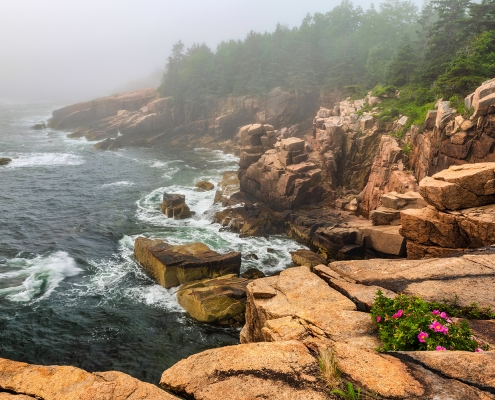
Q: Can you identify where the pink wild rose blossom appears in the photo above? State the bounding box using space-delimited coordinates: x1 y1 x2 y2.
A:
429 320 448 334
376 316 381 323
392 309 403 319
436 346 446 351
417 332 428 343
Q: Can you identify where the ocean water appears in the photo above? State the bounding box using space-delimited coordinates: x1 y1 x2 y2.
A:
0 101 303 383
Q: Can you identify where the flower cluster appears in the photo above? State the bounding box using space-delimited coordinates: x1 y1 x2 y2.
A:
371 291 490 352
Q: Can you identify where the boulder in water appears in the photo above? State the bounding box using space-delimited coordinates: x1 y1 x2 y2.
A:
177 274 251 325
0 158 12 166
195 181 214 191
160 192 192 219
134 237 241 288
31 122 47 130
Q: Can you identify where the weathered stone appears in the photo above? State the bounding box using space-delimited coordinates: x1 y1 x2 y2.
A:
290 249 327 268
240 268 265 279
332 343 424 399
472 78 495 117
436 100 457 130
133 237 241 288
195 181 214 191
327 253 495 309
160 193 191 219
0 357 178 400
406 241 465 260
177 274 250 325
392 351 495 393
424 110 437 129
357 225 406 256
241 266 374 344
314 264 396 312
0 158 12 166
280 137 305 152
360 116 374 130
370 206 401 226
419 163 495 211
160 341 328 400
451 131 468 144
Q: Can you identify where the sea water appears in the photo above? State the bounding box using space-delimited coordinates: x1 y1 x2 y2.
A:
0 101 303 383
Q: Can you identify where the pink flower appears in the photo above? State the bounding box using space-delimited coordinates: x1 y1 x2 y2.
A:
432 310 441 315
436 346 446 351
440 312 448 319
376 316 381 323
392 309 403 319
417 332 428 343
429 321 448 334
475 348 484 353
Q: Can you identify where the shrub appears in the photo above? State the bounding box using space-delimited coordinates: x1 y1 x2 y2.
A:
371 291 489 352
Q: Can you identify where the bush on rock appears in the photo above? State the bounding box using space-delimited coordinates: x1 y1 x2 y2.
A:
371 291 489 352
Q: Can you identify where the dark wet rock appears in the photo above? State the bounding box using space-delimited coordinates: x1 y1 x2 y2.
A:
241 268 265 279
0 158 12 166
160 192 192 219
31 122 47 130
290 249 327 268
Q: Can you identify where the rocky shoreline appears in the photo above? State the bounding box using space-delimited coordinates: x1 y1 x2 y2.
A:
2 79 495 399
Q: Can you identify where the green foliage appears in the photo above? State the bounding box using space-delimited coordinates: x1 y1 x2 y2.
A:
372 85 397 98
429 296 495 320
402 143 413 155
436 30 495 97
371 291 490 352
331 382 361 400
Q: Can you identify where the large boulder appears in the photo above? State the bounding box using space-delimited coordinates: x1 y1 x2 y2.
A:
133 237 241 288
419 163 495 211
160 341 328 400
0 357 178 400
472 77 495 118
177 274 251 325
401 204 495 251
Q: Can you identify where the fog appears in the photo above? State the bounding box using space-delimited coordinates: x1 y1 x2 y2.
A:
0 0 423 102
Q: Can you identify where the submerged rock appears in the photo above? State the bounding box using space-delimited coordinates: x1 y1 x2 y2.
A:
133 237 241 289
0 357 178 399
177 274 251 325
0 158 12 166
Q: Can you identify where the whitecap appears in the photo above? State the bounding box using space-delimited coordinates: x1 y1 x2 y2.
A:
5 152 84 168
101 181 135 188
0 251 82 302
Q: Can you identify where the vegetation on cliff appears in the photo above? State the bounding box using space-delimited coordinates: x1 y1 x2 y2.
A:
159 0 495 108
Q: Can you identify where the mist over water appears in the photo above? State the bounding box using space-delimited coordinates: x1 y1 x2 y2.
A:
0 102 302 382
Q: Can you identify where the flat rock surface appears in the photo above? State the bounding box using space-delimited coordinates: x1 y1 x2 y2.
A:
134 237 241 288
0 357 178 400
393 351 495 393
327 254 495 309
160 341 328 400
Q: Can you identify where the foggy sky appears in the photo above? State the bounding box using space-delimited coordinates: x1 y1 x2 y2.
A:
0 0 424 103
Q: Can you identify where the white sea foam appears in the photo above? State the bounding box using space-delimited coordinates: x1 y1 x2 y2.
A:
0 251 82 302
5 152 84 168
101 181 135 188
81 235 184 312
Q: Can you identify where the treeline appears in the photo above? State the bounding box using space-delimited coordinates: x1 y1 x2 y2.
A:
159 0 495 105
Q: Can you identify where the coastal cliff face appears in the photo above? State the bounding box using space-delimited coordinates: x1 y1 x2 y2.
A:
49 87 318 151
